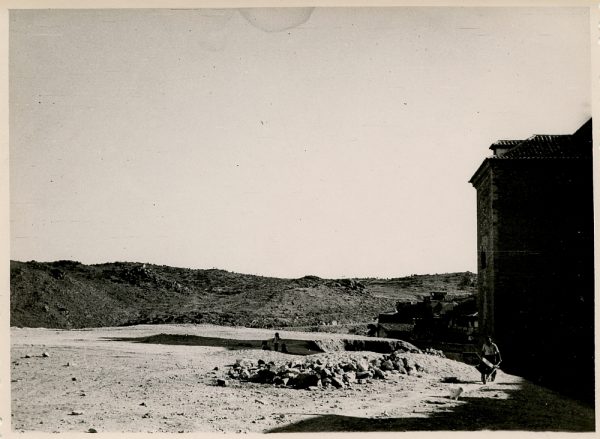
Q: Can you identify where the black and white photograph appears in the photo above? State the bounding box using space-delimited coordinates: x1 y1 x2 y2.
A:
5 3 596 434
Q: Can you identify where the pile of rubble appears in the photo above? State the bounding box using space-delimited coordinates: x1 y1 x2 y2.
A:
423 347 446 358
225 351 430 390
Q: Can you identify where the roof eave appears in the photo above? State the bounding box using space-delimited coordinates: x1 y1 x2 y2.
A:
468 158 491 187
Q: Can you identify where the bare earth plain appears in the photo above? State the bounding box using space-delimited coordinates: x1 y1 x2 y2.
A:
10 324 595 433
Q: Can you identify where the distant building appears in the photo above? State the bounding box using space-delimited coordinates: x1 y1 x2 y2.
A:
376 293 477 342
469 119 594 402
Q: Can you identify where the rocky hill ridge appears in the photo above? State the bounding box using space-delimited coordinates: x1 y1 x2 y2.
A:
10 260 476 330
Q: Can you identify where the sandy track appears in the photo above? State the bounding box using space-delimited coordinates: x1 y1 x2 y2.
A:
10 324 595 433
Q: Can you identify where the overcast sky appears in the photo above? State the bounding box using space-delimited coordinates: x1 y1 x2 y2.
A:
9 7 591 278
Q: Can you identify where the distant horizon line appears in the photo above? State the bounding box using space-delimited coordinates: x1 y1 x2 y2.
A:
10 258 477 281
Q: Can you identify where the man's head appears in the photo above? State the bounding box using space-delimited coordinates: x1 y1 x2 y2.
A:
487 336 493 343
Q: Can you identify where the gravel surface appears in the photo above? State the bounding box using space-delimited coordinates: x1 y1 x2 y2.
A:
10 324 595 433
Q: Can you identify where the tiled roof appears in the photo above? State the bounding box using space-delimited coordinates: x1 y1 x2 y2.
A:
489 139 522 150
470 119 592 184
494 134 591 159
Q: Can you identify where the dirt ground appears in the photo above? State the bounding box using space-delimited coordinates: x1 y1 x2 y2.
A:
10 324 595 433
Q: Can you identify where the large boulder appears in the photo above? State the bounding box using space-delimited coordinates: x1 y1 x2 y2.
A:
343 371 356 383
356 359 369 372
380 360 394 371
372 367 386 379
254 369 277 384
356 370 372 380
330 376 344 388
294 373 320 389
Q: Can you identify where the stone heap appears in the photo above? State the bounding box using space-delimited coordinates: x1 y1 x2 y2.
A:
225 351 428 390
423 348 446 358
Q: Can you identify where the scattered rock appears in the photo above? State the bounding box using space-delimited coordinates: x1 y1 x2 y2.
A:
216 379 228 387
87 428 97 433
235 358 253 368
69 411 84 416
343 371 356 383
393 341 422 354
380 360 394 371
294 373 320 389
356 359 369 372
330 376 344 388
255 369 277 384
424 347 446 358
372 367 386 380
356 370 372 380
272 376 285 386
42 352 50 358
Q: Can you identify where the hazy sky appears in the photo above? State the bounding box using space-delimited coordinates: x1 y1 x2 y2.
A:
9 7 591 278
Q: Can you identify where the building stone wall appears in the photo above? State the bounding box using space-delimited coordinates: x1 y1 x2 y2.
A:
470 121 594 403
473 166 495 337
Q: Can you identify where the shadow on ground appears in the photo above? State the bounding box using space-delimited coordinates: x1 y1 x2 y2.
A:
104 333 322 355
267 381 595 433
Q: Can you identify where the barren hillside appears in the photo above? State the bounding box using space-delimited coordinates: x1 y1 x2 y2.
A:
10 260 476 330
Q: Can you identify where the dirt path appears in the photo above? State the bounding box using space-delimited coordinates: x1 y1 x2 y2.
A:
10 325 595 433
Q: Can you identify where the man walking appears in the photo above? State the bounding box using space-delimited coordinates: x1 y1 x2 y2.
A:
481 336 502 383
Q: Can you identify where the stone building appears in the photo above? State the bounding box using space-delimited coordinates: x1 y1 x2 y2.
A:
469 119 594 403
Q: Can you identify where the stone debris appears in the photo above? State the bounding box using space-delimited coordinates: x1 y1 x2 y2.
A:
69 410 84 416
423 348 446 358
42 352 50 358
87 428 98 433
225 350 432 390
